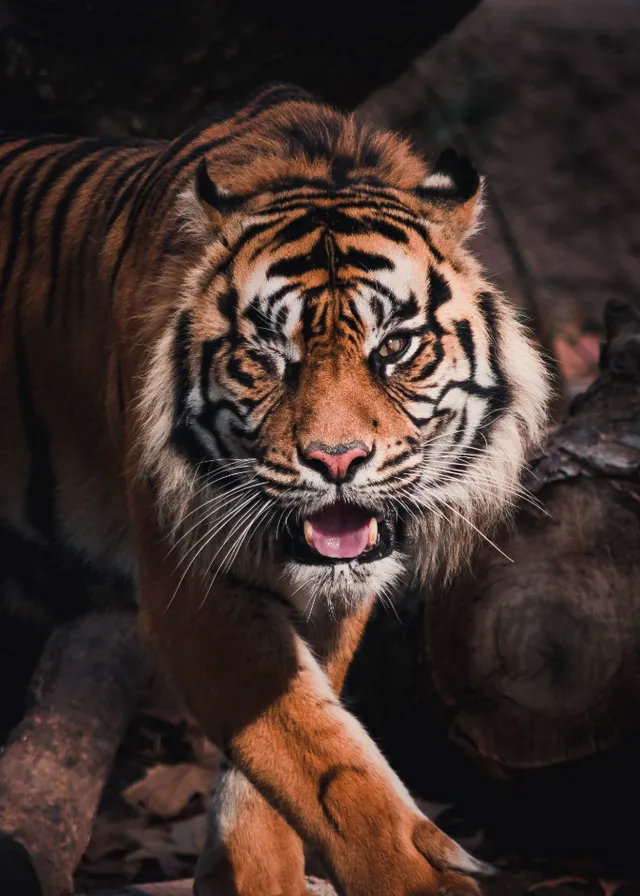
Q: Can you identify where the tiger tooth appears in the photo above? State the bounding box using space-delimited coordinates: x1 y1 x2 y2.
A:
367 517 378 549
303 520 313 546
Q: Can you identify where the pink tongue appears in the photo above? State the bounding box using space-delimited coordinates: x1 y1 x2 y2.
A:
307 504 372 559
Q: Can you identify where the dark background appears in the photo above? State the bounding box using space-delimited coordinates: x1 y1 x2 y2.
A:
1 2 639 894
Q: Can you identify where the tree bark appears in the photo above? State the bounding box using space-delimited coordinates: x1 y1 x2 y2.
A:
0 0 480 138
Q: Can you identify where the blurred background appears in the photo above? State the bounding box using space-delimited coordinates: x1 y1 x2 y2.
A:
1 2 639 894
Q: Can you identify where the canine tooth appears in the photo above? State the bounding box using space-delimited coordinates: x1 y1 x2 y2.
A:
367 517 378 549
303 520 313 546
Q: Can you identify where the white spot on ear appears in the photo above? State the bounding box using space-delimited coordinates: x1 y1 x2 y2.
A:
421 171 456 191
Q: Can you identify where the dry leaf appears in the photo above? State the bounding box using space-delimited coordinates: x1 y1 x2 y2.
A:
414 798 452 822
81 816 152 864
598 883 630 896
529 877 593 891
170 814 208 855
123 763 214 817
529 877 630 896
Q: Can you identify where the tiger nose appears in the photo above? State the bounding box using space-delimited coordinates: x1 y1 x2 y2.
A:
300 442 371 483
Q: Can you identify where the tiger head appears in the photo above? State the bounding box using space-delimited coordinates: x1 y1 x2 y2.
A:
140 97 550 613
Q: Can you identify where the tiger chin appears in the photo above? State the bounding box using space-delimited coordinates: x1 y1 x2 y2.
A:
0 84 549 896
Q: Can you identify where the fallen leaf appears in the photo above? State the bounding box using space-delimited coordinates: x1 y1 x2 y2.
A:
414 798 452 822
528 875 590 891
529 877 631 896
599 882 631 896
81 816 152 864
123 762 214 817
170 814 208 855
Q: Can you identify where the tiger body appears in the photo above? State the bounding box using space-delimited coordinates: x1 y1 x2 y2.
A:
0 86 548 895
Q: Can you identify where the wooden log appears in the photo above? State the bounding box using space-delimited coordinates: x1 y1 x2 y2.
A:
426 298 640 772
0 612 150 896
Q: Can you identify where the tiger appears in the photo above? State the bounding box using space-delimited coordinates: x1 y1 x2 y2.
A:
0 84 549 896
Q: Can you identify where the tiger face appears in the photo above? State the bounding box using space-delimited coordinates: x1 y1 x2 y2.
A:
141 135 549 613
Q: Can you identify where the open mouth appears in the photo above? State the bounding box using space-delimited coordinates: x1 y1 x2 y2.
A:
284 502 398 565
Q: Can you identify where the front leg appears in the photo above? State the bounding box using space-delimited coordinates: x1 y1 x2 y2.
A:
195 755 306 896
194 601 374 896
134 514 483 896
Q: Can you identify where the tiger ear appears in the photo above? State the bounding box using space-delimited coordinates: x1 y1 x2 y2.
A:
176 158 242 244
194 159 241 216
416 148 483 242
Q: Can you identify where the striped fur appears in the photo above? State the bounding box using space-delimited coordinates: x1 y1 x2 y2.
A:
0 85 549 895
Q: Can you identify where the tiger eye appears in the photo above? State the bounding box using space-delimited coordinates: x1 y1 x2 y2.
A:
378 335 409 360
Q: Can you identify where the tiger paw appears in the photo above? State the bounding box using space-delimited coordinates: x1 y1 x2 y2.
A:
405 817 491 896
334 815 492 896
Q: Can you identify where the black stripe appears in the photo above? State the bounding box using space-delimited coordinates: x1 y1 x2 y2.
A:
245 302 286 344
0 137 71 222
170 310 221 467
19 142 111 303
359 215 408 243
107 157 153 227
455 319 476 377
272 210 322 248
246 348 278 378
260 458 298 476
266 283 298 313
436 377 510 411
45 153 110 324
75 156 125 313
196 398 247 460
379 449 415 472
452 406 468 446
391 292 420 324
413 340 444 380
236 217 290 262
227 355 255 388
172 310 193 424
370 294 385 327
317 766 368 836
200 337 224 400
268 234 329 279
0 153 53 310
428 267 452 311
477 291 511 414
344 299 364 337
255 193 415 219
354 275 396 303
336 247 394 273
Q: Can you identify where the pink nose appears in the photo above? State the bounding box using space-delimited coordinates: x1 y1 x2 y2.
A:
302 443 370 482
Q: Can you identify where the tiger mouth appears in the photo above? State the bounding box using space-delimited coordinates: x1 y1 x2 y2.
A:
284 502 398 565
